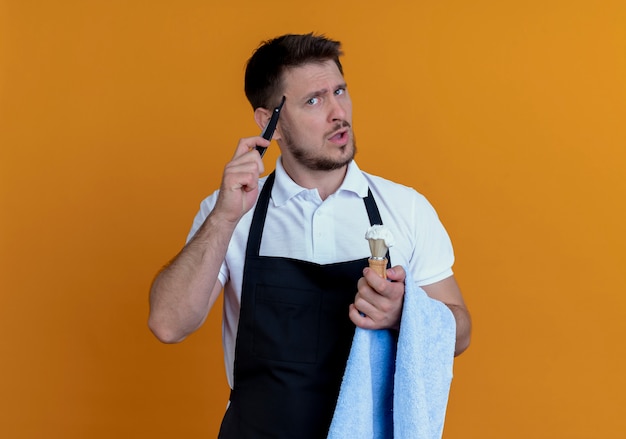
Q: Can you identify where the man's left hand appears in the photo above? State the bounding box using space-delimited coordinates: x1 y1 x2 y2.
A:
349 265 406 330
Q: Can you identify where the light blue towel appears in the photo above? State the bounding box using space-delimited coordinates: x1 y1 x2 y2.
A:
327 271 456 439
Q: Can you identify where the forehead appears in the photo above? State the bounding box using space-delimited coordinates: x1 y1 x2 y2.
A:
281 60 344 96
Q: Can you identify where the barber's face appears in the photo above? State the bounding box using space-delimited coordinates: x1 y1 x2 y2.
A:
276 60 355 171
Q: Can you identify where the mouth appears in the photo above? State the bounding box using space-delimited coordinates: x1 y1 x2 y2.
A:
327 128 350 145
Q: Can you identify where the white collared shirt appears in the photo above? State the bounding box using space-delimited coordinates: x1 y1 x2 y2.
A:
187 158 454 388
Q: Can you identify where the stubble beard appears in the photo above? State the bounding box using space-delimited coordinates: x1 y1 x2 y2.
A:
282 121 357 171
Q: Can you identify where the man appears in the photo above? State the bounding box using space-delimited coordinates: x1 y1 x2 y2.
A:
149 33 471 438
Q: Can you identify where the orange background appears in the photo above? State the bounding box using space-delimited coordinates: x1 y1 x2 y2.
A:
1 1 625 438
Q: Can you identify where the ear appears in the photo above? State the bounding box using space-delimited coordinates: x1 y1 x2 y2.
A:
254 107 271 131
254 107 284 141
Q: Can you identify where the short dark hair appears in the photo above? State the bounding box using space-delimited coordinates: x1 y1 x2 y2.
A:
244 33 344 110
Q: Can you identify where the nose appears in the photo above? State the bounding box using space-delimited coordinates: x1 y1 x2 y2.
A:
328 95 348 122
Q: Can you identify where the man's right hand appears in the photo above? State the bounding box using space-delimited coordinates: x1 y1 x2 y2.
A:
212 136 270 224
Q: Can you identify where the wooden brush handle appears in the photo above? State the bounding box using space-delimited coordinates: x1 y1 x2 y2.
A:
368 258 387 279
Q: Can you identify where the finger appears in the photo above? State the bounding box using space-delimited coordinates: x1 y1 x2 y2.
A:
362 267 390 297
362 266 406 301
353 291 375 316
223 148 265 190
355 277 376 309
233 136 270 159
348 304 376 329
222 164 261 193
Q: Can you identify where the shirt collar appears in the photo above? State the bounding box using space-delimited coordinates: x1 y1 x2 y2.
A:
271 158 369 206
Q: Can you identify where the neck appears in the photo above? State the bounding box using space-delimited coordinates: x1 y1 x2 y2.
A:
280 158 349 200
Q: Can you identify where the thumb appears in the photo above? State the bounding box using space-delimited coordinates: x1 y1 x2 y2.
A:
386 265 406 283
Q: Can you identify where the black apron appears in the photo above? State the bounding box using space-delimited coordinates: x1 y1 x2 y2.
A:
218 171 390 439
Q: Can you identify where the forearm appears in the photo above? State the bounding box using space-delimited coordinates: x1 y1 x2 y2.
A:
446 303 471 356
148 137 265 342
148 213 235 343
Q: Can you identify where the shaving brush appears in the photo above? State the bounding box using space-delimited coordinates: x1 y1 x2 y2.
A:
365 225 394 279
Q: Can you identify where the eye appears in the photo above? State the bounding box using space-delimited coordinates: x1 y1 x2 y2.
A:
334 87 345 96
306 97 320 105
